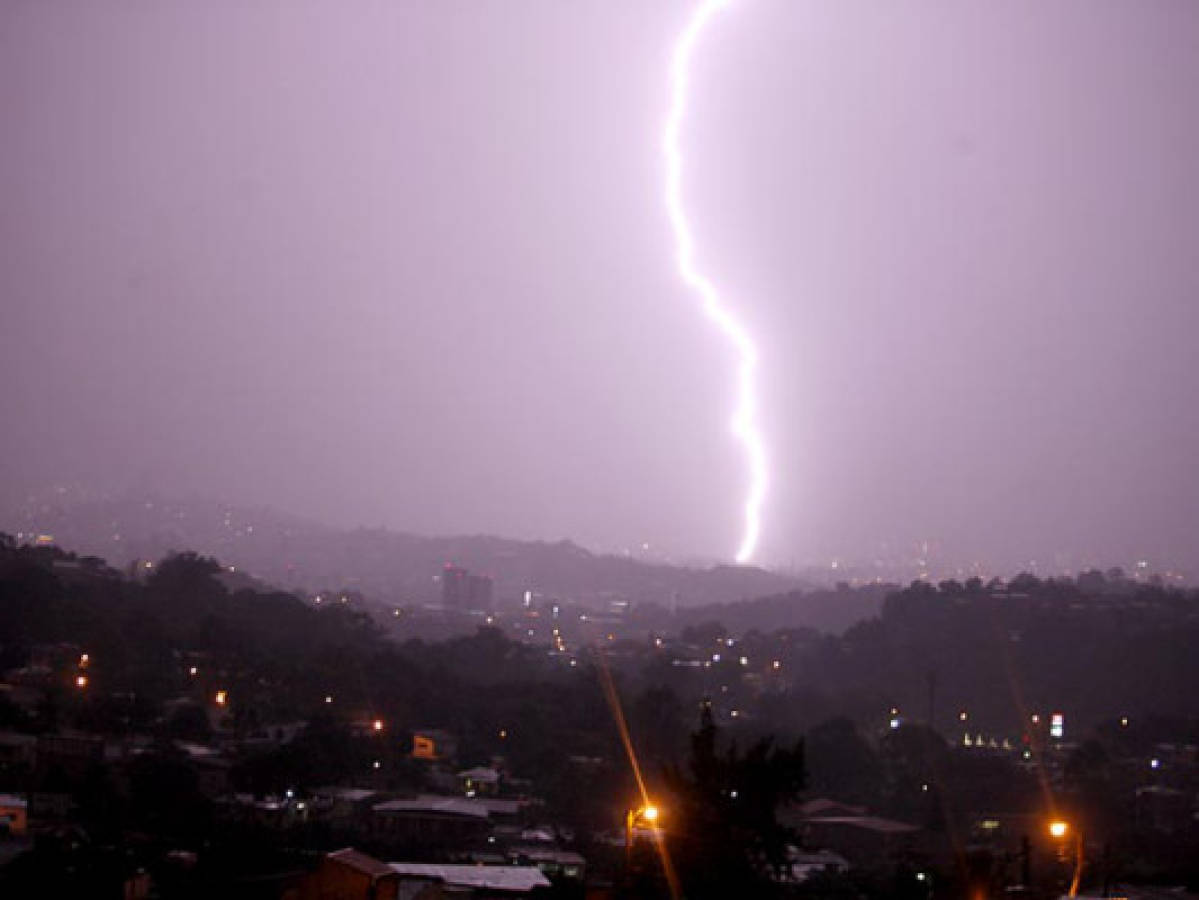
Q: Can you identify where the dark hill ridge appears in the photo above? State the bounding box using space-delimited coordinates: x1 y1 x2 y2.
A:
2 490 808 609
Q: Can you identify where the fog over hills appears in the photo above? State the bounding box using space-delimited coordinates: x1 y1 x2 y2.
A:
0 488 808 609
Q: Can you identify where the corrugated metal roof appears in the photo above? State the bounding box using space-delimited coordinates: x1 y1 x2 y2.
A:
390 863 550 891
373 797 491 819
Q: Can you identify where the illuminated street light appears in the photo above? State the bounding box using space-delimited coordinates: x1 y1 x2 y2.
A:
625 803 662 866
214 690 228 706
1047 820 1083 897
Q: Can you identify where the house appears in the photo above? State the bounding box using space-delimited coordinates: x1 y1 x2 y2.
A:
412 729 457 762
0 794 27 836
458 766 501 797
299 848 399 900
800 816 923 868
778 797 867 828
505 846 586 881
372 797 493 847
312 787 382 826
389 863 550 898
778 797 930 868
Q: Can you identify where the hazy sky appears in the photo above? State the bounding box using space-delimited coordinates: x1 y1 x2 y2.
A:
3 1 1197 569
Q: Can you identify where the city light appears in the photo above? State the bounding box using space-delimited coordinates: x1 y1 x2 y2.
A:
664 0 766 564
214 690 227 706
1049 821 1069 838
1051 712 1065 739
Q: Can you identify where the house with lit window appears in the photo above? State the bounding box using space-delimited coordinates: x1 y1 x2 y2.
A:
411 728 457 762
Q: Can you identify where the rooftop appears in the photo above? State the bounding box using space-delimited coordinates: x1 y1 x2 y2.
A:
374 796 491 820
327 848 395 880
389 863 550 892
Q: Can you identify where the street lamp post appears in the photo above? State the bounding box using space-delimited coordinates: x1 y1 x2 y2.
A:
625 804 660 869
1048 820 1083 898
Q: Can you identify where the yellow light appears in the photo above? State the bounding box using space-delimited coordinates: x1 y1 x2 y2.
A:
373 719 384 732
642 805 659 823
1048 821 1069 838
215 690 227 706
80 653 90 666
75 675 88 688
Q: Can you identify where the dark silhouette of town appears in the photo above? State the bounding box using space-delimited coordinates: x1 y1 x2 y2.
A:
1 531 1198 898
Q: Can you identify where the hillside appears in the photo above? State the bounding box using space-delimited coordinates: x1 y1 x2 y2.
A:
1 489 807 609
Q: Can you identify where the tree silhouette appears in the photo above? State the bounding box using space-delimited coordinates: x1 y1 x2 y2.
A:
665 705 805 897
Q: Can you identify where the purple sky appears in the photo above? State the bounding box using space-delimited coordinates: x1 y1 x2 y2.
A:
2 1 1197 570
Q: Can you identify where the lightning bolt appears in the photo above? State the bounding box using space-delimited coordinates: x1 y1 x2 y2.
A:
664 0 766 564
